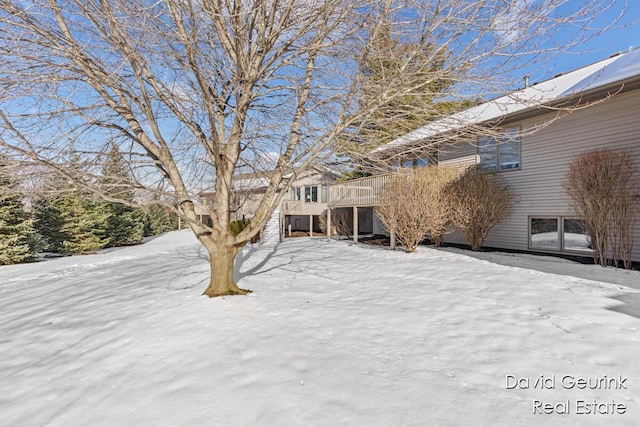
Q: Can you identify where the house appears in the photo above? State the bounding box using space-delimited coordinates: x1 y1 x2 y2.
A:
280 166 341 237
194 166 340 240
328 48 640 261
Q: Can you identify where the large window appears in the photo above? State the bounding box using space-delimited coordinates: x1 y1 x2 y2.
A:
529 217 591 253
478 128 520 171
290 185 328 203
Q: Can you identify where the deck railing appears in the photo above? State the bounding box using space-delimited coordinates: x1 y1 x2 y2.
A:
282 199 303 213
328 173 395 207
281 199 328 215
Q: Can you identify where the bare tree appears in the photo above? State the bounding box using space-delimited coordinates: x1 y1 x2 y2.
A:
565 149 639 268
0 0 620 296
447 168 512 251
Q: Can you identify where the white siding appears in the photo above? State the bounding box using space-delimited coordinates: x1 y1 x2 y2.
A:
442 89 640 261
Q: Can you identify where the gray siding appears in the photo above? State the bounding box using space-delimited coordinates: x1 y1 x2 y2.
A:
442 89 640 261
438 141 477 167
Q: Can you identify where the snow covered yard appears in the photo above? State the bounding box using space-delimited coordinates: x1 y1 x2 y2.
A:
1 231 640 426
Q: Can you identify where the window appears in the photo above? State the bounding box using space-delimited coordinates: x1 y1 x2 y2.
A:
321 185 328 203
290 187 301 201
401 157 431 169
401 160 414 169
530 218 559 250
478 128 520 171
529 216 592 253
562 218 590 252
304 185 318 203
416 157 429 168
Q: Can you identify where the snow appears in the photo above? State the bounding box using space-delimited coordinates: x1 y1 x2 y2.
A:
1 231 640 426
375 47 640 153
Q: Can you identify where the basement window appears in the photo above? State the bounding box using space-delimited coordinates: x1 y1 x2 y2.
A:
529 217 591 253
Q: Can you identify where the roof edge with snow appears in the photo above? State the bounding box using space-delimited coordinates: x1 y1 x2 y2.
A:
372 48 640 157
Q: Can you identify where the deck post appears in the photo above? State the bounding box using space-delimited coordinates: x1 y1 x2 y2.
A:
309 215 313 237
288 223 292 237
353 206 358 243
390 230 396 250
326 208 331 242
280 215 284 241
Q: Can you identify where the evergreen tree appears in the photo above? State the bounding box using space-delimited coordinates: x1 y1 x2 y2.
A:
58 192 110 255
32 195 67 252
146 202 178 236
339 25 475 156
32 153 111 255
0 158 41 264
100 145 145 246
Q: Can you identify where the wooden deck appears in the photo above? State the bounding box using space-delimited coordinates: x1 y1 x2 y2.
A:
328 173 394 208
281 200 328 215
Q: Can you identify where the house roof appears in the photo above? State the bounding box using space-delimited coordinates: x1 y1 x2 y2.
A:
373 47 640 156
198 164 342 196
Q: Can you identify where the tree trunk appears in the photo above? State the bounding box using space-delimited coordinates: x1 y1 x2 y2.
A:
201 242 250 297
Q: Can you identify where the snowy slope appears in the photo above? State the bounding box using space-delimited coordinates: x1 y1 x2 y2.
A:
1 231 639 426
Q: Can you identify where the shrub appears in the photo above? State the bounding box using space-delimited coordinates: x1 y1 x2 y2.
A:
565 148 638 268
447 168 512 251
319 208 350 238
230 219 248 236
376 166 459 252
420 166 462 245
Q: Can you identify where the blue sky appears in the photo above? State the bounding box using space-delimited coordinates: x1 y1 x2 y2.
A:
537 0 639 80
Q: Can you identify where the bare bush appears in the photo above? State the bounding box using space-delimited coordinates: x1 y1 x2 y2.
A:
376 171 422 252
421 166 464 245
376 167 459 252
447 169 512 251
565 149 639 268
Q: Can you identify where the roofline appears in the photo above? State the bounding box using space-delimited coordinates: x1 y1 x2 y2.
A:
370 48 640 159
499 74 640 126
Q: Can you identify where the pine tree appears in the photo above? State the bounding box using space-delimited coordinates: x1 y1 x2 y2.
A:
58 192 110 255
146 202 178 236
339 25 475 156
100 144 145 246
0 159 40 264
32 195 67 252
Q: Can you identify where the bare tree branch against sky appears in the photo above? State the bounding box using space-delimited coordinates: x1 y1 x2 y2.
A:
0 0 629 297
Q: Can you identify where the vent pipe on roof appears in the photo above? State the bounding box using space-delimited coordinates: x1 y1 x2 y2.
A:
524 75 529 88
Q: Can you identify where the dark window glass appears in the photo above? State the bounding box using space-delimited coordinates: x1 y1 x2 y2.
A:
478 128 520 171
530 218 559 250
563 218 591 252
416 158 429 168
402 160 414 169
478 136 497 171
499 130 520 170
